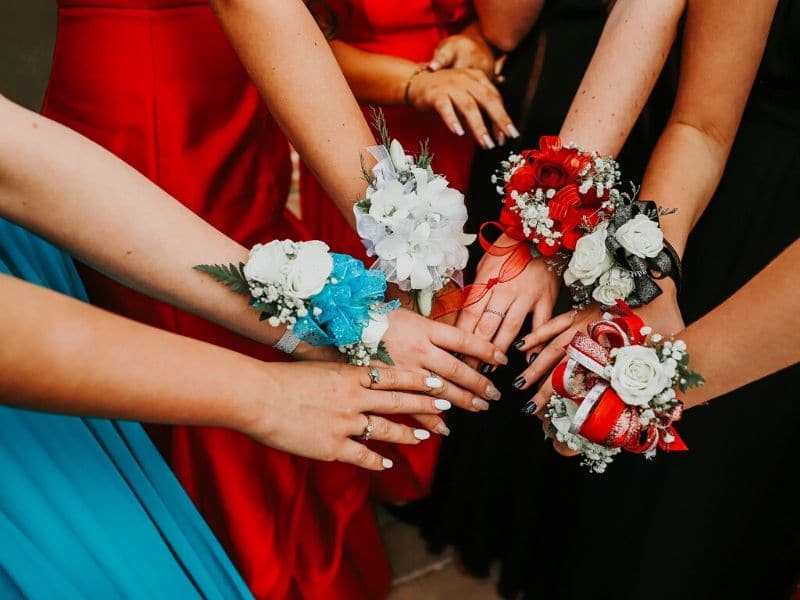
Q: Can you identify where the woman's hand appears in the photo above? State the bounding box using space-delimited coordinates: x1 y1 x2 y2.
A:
383 308 506 414
455 237 561 369
518 281 685 409
407 68 517 149
243 362 450 471
428 22 496 78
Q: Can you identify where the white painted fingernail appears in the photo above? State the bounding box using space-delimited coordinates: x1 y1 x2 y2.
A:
382 458 394 469
414 429 431 440
495 351 508 365
434 399 452 411
436 423 451 436
473 397 490 410
507 124 521 138
486 385 501 400
425 376 443 388
453 123 465 136
482 134 496 149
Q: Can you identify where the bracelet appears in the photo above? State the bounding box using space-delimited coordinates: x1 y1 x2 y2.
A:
272 329 301 354
403 66 428 106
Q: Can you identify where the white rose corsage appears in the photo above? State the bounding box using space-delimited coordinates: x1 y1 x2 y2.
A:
354 110 475 317
196 239 398 365
542 301 704 473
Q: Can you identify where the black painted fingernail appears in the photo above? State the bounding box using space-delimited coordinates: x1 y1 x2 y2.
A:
528 353 538 365
481 363 493 375
513 376 526 389
453 352 464 360
513 339 525 349
522 401 538 416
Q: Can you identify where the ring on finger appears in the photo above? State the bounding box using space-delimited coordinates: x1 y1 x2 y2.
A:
367 366 380 388
483 308 506 319
360 415 375 441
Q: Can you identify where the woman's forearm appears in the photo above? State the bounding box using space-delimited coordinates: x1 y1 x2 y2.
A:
474 0 545 53
638 0 777 256
559 0 684 155
680 240 800 409
329 40 420 106
0 273 273 430
0 97 294 351
209 0 375 226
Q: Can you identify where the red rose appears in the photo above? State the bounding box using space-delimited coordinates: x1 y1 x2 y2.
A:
529 136 590 191
507 164 538 194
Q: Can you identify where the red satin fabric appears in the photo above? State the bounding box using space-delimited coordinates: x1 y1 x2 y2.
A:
43 2 390 598
299 0 474 502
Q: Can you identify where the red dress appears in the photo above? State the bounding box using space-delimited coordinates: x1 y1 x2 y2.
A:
42 2 390 598
300 0 475 502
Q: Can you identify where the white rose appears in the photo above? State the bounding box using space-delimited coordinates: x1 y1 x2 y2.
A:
243 240 290 285
389 139 413 172
361 312 389 349
591 267 635 305
610 345 671 406
614 214 664 258
564 226 614 286
284 241 334 299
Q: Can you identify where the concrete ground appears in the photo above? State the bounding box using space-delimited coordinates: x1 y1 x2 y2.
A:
378 508 502 600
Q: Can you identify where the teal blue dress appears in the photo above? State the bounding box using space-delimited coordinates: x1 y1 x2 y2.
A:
0 219 253 599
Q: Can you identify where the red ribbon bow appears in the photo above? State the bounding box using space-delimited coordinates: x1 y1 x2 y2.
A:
551 301 688 455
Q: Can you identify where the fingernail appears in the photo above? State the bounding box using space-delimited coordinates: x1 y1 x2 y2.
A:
453 123 465 136
414 429 431 440
482 134 496 149
513 339 525 349
436 423 451 436
494 351 508 365
382 458 394 469
452 352 464 360
434 399 452 411
481 363 493 375
486 385 501 400
497 132 506 146
425 376 444 388
507 124 521 138
472 397 490 411
522 401 538 416
513 376 526 389
429 61 440 71
528 352 538 365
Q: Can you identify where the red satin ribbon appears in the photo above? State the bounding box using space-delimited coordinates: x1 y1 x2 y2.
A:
554 302 688 454
430 221 533 319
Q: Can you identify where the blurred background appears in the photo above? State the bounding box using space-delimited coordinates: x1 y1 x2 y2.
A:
0 1 56 110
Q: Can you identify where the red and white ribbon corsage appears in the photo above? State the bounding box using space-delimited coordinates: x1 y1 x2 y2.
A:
544 301 704 473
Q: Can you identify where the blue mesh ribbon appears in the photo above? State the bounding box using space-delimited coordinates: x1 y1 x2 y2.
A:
292 253 399 347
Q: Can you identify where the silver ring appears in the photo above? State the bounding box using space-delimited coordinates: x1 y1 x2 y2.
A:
483 308 506 318
368 367 381 388
360 415 375 441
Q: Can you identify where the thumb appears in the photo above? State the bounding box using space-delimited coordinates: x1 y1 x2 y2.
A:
429 44 456 71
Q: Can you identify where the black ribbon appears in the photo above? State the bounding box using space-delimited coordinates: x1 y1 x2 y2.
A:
605 200 682 307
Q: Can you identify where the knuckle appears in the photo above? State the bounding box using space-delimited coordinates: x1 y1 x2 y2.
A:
390 391 403 411
355 444 371 466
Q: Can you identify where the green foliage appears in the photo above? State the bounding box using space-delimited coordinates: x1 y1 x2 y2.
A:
369 106 392 150
194 263 250 296
373 341 394 366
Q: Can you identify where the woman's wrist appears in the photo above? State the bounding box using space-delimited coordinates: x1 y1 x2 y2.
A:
403 64 428 107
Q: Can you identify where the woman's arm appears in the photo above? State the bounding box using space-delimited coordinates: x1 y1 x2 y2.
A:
0 274 448 469
0 98 296 352
559 0 685 154
679 240 800 409
209 0 374 226
638 0 778 257
473 0 545 53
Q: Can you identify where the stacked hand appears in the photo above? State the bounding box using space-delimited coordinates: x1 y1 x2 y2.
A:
245 362 456 471
407 22 517 148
